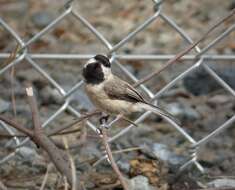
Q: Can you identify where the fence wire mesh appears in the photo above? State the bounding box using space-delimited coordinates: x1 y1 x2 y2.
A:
0 0 234 174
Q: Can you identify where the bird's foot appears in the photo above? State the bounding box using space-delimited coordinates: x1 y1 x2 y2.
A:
97 114 110 133
99 114 109 125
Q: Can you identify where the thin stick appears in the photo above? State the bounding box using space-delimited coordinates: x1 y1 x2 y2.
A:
92 146 142 167
134 8 235 87
0 116 33 137
47 110 101 136
0 110 100 140
26 86 43 135
63 137 77 190
25 85 81 189
40 164 52 190
100 127 128 190
0 181 8 190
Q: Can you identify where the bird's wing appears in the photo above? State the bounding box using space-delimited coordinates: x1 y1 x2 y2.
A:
104 76 179 123
104 76 146 103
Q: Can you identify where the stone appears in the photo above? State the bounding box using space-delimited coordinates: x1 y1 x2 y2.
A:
151 143 185 166
183 65 235 96
32 11 54 28
18 147 37 161
117 159 131 173
141 143 186 166
165 102 200 121
128 175 155 190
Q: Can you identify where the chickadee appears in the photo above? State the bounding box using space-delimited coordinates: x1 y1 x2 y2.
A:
82 54 176 123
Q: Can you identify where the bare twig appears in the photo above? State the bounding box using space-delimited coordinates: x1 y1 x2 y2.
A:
0 116 33 137
100 127 129 190
25 86 80 189
47 110 101 136
134 8 235 87
26 86 43 135
64 177 69 190
0 181 8 190
40 164 52 190
63 137 77 190
92 146 142 167
0 110 100 139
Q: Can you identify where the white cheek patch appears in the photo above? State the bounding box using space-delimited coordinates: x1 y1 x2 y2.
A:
84 58 97 68
101 64 111 79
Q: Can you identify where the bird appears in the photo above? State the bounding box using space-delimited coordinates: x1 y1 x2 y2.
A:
82 54 176 125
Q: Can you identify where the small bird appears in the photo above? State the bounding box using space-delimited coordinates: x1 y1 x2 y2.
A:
82 54 176 124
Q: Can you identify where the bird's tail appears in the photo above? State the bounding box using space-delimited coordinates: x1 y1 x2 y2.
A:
139 103 179 124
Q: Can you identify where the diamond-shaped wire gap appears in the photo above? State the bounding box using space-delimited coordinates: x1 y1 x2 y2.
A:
160 0 233 47
71 0 158 46
195 115 235 175
27 10 108 54
0 57 68 127
158 62 235 142
112 12 196 55
110 12 203 100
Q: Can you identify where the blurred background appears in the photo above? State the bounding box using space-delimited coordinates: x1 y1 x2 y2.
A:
0 0 234 189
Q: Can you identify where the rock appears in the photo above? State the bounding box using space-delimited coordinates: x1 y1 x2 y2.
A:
128 175 155 190
32 11 54 28
165 102 200 121
117 159 130 173
152 143 185 166
208 179 235 188
0 99 10 113
18 147 37 161
183 65 235 95
141 143 186 166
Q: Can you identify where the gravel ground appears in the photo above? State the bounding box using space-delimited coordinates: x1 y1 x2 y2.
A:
0 0 235 189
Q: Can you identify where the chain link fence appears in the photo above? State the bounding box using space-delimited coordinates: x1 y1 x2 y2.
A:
0 0 234 174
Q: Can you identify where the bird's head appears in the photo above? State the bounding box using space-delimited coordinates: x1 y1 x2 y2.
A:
82 54 111 84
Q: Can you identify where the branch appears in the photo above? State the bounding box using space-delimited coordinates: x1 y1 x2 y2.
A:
46 110 101 136
0 115 33 137
25 86 80 189
0 86 82 189
134 8 235 87
100 127 129 190
26 86 42 135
